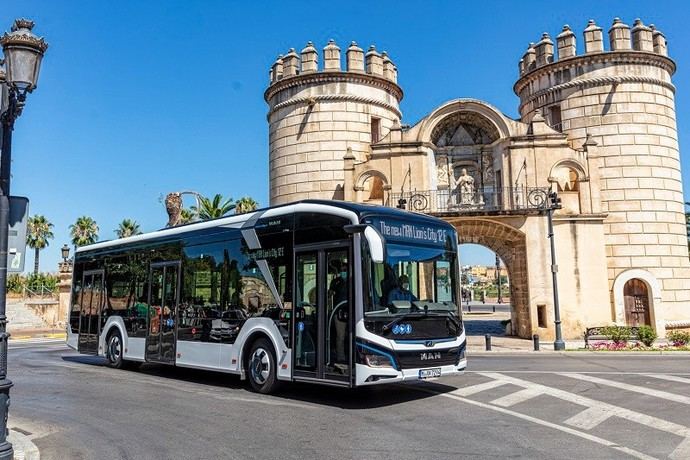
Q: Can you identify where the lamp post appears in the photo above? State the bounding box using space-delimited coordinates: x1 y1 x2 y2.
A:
0 19 47 460
546 190 565 351
61 243 70 263
495 254 502 304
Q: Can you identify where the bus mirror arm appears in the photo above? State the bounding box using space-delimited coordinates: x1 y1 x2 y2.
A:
343 224 368 234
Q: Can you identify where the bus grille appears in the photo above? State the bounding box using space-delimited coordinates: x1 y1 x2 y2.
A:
395 347 459 369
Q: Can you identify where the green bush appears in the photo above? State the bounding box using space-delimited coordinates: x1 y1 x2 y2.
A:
601 325 631 344
7 274 25 294
667 330 690 346
636 325 657 347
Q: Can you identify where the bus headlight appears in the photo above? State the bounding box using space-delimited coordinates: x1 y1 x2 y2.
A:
356 342 398 370
364 353 395 368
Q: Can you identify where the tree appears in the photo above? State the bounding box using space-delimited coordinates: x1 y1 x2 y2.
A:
115 219 142 238
26 215 54 274
191 194 235 220
70 216 99 247
235 196 258 214
179 208 195 224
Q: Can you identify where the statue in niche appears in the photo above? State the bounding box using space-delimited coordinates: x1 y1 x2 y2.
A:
453 168 476 205
436 156 451 187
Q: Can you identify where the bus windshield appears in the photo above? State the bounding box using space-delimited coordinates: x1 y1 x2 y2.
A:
364 244 461 338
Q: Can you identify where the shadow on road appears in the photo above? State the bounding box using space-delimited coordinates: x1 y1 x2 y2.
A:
61 354 458 409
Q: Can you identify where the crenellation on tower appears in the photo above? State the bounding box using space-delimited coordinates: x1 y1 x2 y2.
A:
631 19 653 52
381 51 396 82
651 25 668 56
556 25 576 59
323 39 341 71
535 33 554 66
270 55 283 83
300 41 318 73
346 41 364 72
583 19 604 53
365 45 383 76
282 48 299 77
608 17 631 51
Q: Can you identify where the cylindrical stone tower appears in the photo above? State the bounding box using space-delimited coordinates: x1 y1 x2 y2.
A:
265 40 403 205
514 18 689 328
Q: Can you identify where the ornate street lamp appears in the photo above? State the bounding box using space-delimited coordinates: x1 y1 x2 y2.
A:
61 244 70 263
0 19 47 460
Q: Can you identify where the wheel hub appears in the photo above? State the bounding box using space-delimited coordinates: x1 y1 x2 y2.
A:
250 348 270 384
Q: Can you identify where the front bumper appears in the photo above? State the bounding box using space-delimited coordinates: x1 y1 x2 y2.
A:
354 359 467 386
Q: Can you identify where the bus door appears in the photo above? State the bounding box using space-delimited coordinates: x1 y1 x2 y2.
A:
146 261 180 363
294 244 351 384
78 270 104 355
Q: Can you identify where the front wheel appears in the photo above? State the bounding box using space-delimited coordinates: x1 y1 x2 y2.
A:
105 330 125 369
246 338 282 394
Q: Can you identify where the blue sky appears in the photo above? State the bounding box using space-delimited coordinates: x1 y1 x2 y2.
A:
4 0 690 271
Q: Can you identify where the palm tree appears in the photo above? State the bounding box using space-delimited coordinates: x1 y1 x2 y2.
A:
192 194 235 220
26 215 54 274
235 197 258 214
70 216 99 247
115 219 142 238
179 208 195 224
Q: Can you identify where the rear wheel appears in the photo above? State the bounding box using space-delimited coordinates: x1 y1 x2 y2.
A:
246 338 281 394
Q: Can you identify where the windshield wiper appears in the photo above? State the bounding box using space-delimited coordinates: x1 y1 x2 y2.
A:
381 308 456 332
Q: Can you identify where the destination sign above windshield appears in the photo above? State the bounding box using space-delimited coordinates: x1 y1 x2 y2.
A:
365 217 452 247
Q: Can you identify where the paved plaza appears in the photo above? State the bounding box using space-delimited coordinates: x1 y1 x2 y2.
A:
8 340 690 459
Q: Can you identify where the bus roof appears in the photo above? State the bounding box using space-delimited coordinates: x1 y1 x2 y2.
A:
75 199 453 254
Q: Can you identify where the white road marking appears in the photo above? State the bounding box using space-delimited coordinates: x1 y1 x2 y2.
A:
480 372 690 457
671 437 690 460
564 406 615 430
491 388 542 407
642 374 690 385
417 386 659 460
467 370 690 376
450 379 507 396
559 372 690 405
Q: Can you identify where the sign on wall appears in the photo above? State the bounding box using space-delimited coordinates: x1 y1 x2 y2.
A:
9 196 29 273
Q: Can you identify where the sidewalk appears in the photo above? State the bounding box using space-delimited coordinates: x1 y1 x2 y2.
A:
8 328 65 341
7 427 40 460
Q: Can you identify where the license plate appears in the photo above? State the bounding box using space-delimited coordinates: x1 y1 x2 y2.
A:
418 368 442 379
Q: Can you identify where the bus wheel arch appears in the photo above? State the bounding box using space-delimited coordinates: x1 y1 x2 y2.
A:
241 332 282 393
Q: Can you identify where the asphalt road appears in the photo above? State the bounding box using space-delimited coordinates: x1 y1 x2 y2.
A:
7 340 690 460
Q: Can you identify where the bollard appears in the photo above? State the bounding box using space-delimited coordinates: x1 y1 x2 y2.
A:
533 334 540 351
468 304 472 313
485 334 492 351
492 305 496 313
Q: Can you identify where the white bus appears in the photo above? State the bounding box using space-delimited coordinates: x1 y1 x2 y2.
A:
67 200 466 393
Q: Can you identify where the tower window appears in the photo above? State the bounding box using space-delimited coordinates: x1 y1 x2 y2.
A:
371 117 381 143
548 105 562 132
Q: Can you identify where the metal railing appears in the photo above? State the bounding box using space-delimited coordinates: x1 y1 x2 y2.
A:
389 187 551 214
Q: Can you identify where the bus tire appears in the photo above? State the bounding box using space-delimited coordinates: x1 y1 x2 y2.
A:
105 329 125 369
246 338 281 394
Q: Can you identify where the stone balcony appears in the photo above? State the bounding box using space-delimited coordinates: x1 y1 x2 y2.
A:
388 186 551 216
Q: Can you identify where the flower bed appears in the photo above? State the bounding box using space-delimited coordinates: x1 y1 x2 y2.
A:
588 341 690 351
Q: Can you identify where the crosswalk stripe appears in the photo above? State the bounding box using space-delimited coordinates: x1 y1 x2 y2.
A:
642 374 690 385
670 436 690 460
479 373 690 439
559 372 690 405
491 388 542 407
416 386 659 460
564 406 616 430
451 379 507 396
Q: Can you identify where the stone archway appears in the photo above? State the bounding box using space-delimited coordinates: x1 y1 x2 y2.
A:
446 217 531 338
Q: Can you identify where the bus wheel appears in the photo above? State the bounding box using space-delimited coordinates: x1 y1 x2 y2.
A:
246 338 281 394
106 330 125 369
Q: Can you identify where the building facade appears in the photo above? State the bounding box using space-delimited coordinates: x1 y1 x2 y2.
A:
264 18 690 340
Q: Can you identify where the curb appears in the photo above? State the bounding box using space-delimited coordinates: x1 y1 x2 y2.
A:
9 333 65 341
8 427 40 460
